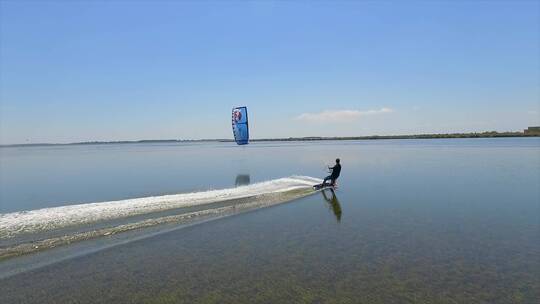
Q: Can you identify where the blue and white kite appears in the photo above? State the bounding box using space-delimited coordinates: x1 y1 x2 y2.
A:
232 106 249 145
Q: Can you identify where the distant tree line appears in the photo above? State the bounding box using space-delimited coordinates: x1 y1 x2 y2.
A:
252 131 537 142
2 131 538 147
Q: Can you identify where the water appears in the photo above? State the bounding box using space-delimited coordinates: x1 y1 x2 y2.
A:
1 138 539 303
1 141 335 212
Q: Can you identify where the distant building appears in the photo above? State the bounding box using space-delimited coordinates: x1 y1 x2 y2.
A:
524 126 540 135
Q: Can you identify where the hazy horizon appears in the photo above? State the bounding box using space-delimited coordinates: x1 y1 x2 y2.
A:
1 128 537 146
1 1 539 145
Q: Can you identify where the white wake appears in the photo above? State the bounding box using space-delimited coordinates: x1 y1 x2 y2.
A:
0 176 321 239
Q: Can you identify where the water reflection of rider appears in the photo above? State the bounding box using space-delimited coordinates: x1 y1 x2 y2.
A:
321 189 342 222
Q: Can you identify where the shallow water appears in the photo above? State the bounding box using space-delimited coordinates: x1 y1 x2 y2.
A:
1 138 539 303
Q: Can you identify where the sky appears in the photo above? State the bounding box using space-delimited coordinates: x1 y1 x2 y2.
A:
0 0 539 144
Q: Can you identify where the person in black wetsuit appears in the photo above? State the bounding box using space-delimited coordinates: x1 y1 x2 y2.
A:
323 158 341 187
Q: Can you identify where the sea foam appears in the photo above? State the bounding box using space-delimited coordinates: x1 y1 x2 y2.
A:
0 176 321 239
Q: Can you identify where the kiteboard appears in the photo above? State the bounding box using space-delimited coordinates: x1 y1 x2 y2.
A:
313 183 338 191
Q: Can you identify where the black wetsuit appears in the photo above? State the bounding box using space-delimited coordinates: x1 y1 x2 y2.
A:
323 163 341 186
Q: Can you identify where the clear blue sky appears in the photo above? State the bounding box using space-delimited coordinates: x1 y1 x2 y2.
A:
1 0 539 144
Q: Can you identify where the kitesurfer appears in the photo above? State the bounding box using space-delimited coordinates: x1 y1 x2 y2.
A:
323 158 341 187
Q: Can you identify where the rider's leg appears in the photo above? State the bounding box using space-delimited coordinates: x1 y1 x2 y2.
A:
323 175 331 186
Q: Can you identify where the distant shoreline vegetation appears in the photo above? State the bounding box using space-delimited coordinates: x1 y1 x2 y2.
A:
2 130 539 147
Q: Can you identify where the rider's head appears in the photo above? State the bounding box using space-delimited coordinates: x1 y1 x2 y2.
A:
336 158 340 164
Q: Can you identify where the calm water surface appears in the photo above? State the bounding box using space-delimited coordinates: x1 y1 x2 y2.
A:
1 138 539 303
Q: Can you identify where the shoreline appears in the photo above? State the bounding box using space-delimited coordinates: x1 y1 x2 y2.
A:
1 132 538 148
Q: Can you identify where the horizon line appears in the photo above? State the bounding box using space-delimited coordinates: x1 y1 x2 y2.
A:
1 129 538 147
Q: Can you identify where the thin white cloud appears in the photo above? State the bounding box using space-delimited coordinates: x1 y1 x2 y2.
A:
295 107 393 122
